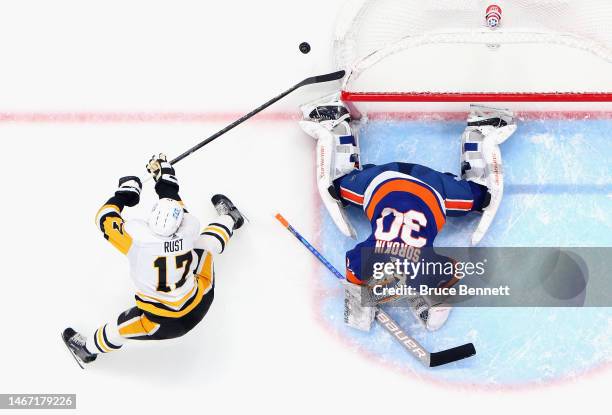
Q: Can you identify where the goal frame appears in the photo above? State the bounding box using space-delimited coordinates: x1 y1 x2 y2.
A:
335 0 612 106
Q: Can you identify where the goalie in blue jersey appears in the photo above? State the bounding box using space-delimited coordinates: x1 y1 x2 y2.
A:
299 96 516 332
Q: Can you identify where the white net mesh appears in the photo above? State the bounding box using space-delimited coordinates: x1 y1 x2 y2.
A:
335 0 612 98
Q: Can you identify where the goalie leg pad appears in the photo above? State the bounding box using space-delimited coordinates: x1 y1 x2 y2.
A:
472 139 504 245
316 130 358 238
461 129 487 186
301 118 359 238
300 94 361 239
462 105 516 182
460 105 515 245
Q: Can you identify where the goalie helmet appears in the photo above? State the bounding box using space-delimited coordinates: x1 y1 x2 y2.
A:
149 198 184 237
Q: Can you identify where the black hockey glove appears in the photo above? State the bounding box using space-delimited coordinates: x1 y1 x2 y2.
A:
146 153 180 200
115 176 142 207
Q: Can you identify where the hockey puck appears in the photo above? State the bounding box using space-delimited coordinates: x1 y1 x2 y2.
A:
299 42 311 54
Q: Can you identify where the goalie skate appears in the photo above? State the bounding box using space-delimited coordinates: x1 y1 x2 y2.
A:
467 104 517 145
299 92 351 126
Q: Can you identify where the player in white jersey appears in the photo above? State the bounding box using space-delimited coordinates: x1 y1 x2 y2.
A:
62 154 245 368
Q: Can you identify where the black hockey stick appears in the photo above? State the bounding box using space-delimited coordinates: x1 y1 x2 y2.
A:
275 213 476 368
375 310 476 367
169 70 345 166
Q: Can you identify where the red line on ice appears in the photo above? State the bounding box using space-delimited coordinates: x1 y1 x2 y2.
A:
0 110 611 124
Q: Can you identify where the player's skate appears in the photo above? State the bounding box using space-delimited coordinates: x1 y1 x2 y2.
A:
408 296 451 332
61 328 97 369
211 194 245 230
462 105 516 245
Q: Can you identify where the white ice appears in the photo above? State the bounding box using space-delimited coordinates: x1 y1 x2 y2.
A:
0 1 611 414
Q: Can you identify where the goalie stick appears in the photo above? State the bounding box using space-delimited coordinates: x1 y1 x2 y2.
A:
275 213 476 368
142 70 346 182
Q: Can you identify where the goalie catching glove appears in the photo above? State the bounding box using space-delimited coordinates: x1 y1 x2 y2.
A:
299 94 360 239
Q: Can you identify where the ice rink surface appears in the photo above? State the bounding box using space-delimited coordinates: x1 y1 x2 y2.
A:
0 1 610 414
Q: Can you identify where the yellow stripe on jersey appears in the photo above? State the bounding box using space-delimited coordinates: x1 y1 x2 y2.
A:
96 327 113 353
203 225 230 243
136 282 198 309
136 272 213 318
197 252 214 282
95 204 119 219
101 216 133 254
118 314 160 338
95 203 133 255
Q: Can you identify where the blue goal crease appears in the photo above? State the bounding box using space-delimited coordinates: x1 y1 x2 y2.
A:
318 118 612 385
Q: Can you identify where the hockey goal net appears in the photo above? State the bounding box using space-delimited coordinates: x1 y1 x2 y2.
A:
335 0 612 109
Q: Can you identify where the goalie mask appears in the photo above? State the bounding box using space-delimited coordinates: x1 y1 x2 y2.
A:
149 198 184 237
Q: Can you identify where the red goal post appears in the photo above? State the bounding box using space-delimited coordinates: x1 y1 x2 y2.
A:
341 92 612 103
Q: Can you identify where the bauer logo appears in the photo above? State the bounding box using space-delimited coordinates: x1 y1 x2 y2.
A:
376 313 426 358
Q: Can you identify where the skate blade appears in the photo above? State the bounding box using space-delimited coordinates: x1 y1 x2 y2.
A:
60 332 85 370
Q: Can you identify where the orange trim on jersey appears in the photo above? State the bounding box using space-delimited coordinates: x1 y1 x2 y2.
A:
340 187 364 205
445 200 474 210
365 179 446 231
346 268 364 285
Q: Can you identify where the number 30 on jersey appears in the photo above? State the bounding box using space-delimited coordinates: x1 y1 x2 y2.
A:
374 207 427 248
